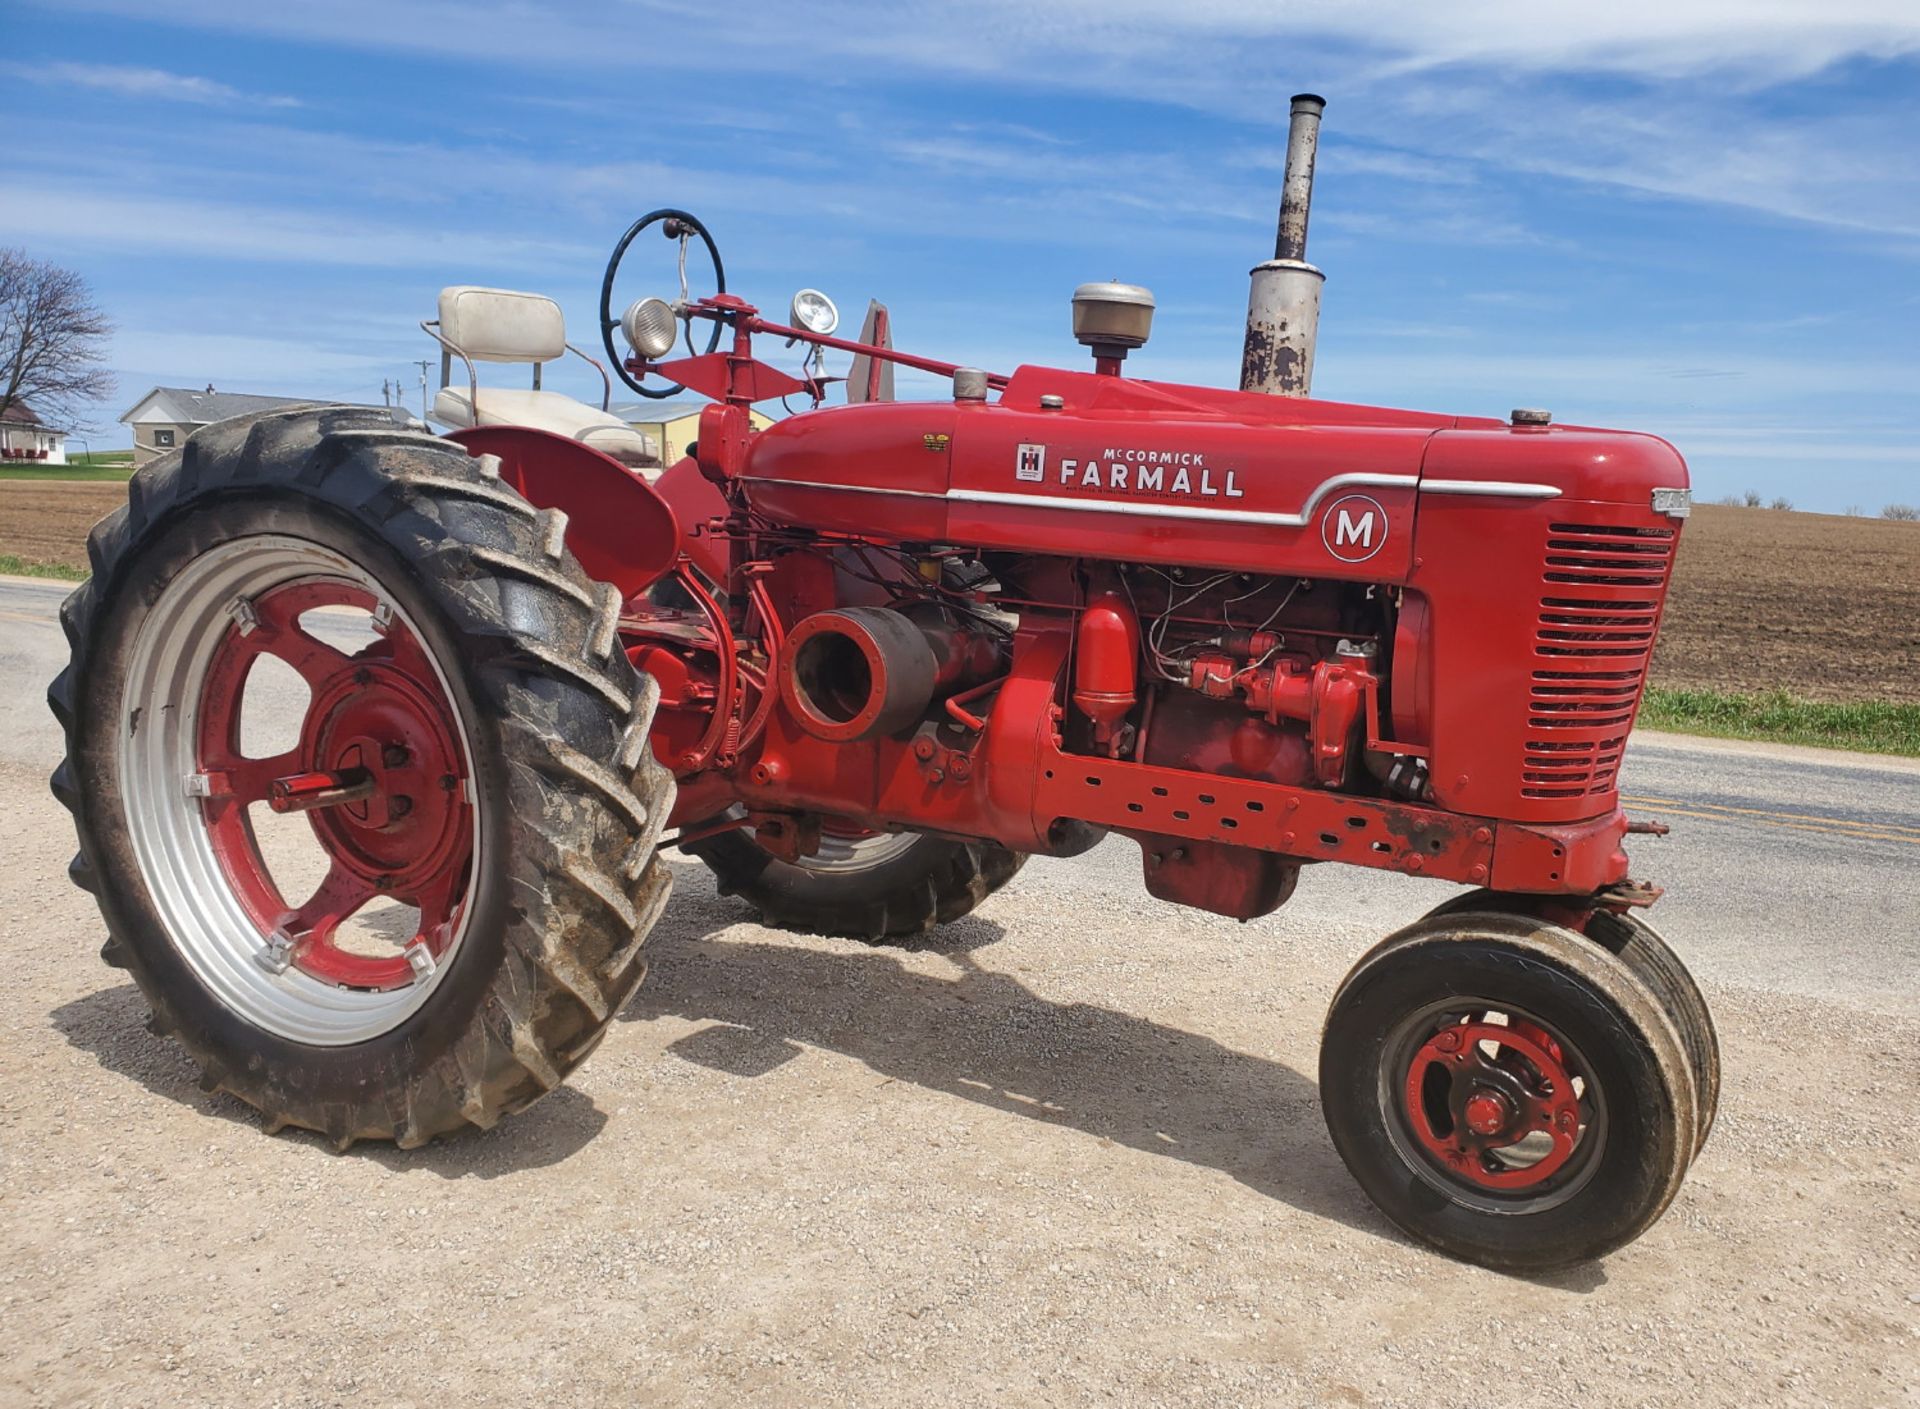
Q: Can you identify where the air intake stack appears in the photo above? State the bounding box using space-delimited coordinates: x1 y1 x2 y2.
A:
1239 93 1326 398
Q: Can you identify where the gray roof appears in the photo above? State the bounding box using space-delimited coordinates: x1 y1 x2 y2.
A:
610 399 713 424
121 387 412 426
0 399 54 429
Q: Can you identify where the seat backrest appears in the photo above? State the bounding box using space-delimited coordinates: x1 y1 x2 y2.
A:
438 286 566 365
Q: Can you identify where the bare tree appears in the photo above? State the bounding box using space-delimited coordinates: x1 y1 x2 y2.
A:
1768 496 1793 511
0 248 113 432
1884 503 1920 522
1742 489 1762 507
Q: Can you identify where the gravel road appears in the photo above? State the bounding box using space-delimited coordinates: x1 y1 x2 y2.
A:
1 573 1915 1408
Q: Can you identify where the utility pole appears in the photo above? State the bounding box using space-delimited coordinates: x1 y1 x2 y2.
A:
413 360 432 422
381 378 392 407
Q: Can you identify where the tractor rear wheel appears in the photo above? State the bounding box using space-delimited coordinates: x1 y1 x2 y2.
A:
1423 890 1719 1155
687 821 1023 941
49 406 673 1148
1320 911 1697 1271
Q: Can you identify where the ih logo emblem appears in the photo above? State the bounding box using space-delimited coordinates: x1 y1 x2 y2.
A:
1015 443 1046 482
1321 494 1388 563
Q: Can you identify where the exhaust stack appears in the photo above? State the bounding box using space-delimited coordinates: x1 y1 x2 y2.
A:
1239 93 1326 398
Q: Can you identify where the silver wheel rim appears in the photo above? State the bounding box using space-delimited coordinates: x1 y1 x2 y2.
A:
118 534 481 1046
795 826 920 875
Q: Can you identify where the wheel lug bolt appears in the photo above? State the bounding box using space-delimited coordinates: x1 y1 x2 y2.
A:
1435 1030 1461 1053
383 745 410 769
390 796 413 819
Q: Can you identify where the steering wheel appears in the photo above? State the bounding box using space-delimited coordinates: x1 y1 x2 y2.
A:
598 208 726 400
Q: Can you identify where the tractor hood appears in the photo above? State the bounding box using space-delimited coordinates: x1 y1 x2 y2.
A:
739 365 1689 583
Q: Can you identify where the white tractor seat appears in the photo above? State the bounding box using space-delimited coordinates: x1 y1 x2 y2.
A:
422 285 660 472
431 386 658 466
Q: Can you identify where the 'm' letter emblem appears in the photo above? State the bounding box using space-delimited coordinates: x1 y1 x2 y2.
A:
1015 443 1046 482
1321 494 1389 563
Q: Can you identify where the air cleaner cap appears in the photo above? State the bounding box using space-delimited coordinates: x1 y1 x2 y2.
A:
1072 281 1156 351
1511 407 1553 427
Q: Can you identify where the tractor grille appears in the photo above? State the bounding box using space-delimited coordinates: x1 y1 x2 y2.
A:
1522 521 1676 800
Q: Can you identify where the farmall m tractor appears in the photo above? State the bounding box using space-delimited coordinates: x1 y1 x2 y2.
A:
51 97 1715 1271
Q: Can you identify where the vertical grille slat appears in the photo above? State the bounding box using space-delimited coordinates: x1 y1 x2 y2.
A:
1523 521 1675 799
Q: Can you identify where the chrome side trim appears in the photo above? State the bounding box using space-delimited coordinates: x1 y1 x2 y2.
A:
743 471 1419 528
741 476 944 499
1428 479 1559 502
1421 479 1562 499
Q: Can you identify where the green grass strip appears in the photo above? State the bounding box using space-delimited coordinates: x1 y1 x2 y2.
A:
0 553 88 582
1641 685 1920 758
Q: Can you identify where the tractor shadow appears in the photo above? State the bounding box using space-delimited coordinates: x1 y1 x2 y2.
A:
48 982 606 1176
623 878 1420 1253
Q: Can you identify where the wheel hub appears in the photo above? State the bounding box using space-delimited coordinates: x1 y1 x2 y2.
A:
298 660 468 891
1403 1018 1585 1192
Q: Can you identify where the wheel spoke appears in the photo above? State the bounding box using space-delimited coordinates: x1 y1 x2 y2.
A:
281 861 378 949
406 866 467 956
255 592 355 687
378 619 435 682
203 749 307 805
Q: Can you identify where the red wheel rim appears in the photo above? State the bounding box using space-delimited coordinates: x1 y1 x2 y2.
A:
1401 1015 1586 1192
195 578 473 992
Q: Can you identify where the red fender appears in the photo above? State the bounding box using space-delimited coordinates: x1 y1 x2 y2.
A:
448 426 682 598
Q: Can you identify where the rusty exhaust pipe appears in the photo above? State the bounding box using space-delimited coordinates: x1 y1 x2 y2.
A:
1239 93 1326 398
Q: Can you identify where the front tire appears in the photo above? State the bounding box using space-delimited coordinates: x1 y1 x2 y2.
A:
49 406 674 1148
1320 911 1697 1271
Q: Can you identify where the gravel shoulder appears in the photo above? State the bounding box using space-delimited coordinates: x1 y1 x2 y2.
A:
1 580 1916 1407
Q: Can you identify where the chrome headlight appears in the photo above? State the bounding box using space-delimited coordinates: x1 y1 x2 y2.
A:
621 297 679 360
790 288 839 336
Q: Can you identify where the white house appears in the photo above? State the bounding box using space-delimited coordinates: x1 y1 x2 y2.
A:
0 401 68 464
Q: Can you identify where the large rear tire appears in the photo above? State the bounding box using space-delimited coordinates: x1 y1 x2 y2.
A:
49 406 674 1148
687 823 1023 941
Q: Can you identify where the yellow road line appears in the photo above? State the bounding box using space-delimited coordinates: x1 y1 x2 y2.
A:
1622 798 1920 847
1624 793 1920 839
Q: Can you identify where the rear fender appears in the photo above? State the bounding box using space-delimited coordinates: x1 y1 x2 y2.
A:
448 426 681 597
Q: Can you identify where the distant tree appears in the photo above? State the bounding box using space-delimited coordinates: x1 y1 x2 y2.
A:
1742 490 1763 507
1883 504 1920 522
1714 494 1743 507
1844 505 1862 516
0 248 113 432
1768 497 1792 511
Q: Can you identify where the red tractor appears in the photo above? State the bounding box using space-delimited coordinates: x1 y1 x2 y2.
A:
50 96 1714 1271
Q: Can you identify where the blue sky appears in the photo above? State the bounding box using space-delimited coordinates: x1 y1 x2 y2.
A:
4 0 1916 511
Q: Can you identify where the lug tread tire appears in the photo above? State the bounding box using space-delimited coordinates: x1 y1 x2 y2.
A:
49 405 675 1149
688 828 1024 942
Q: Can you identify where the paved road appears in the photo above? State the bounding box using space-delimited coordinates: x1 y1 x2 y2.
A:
2 570 1916 1408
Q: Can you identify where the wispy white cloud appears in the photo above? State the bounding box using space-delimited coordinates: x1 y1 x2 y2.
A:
3 60 301 108
3 186 595 270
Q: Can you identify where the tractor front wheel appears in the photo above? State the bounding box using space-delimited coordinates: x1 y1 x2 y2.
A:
687 822 1023 941
50 406 674 1148
1423 890 1719 1156
1320 911 1697 1271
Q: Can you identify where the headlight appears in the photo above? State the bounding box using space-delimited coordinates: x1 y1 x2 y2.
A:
790 288 839 336
621 297 679 360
